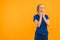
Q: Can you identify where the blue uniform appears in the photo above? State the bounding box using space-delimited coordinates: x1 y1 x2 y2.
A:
33 14 49 40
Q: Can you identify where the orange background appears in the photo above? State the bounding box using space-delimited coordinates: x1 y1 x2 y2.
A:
0 0 60 40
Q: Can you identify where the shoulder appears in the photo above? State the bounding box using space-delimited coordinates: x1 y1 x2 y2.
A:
34 14 38 17
45 14 49 17
45 14 49 19
33 14 39 22
45 14 48 16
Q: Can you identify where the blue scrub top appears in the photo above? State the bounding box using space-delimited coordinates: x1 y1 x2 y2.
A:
33 14 49 34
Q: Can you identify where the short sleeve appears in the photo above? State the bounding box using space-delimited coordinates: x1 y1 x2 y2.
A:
33 15 38 22
45 15 49 19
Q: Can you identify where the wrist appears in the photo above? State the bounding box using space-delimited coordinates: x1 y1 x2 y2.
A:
43 14 45 18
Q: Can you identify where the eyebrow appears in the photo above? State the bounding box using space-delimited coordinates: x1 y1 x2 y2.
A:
41 7 44 8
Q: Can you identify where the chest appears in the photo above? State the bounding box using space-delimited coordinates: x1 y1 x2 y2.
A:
37 16 45 23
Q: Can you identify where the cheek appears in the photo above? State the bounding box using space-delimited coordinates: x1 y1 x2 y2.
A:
39 8 42 10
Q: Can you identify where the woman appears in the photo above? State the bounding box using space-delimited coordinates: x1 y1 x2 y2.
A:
33 4 50 40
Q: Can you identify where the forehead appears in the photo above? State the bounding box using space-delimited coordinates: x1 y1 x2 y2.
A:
39 5 44 7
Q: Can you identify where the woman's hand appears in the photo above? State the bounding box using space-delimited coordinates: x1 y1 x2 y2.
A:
43 14 50 26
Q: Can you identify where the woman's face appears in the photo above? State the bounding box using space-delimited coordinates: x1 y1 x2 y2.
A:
39 5 45 13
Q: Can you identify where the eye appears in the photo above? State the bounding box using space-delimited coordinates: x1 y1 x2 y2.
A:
40 7 44 9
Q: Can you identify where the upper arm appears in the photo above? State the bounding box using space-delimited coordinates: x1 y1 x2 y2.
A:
45 15 49 20
45 15 49 22
45 15 50 26
33 15 38 22
33 15 39 26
